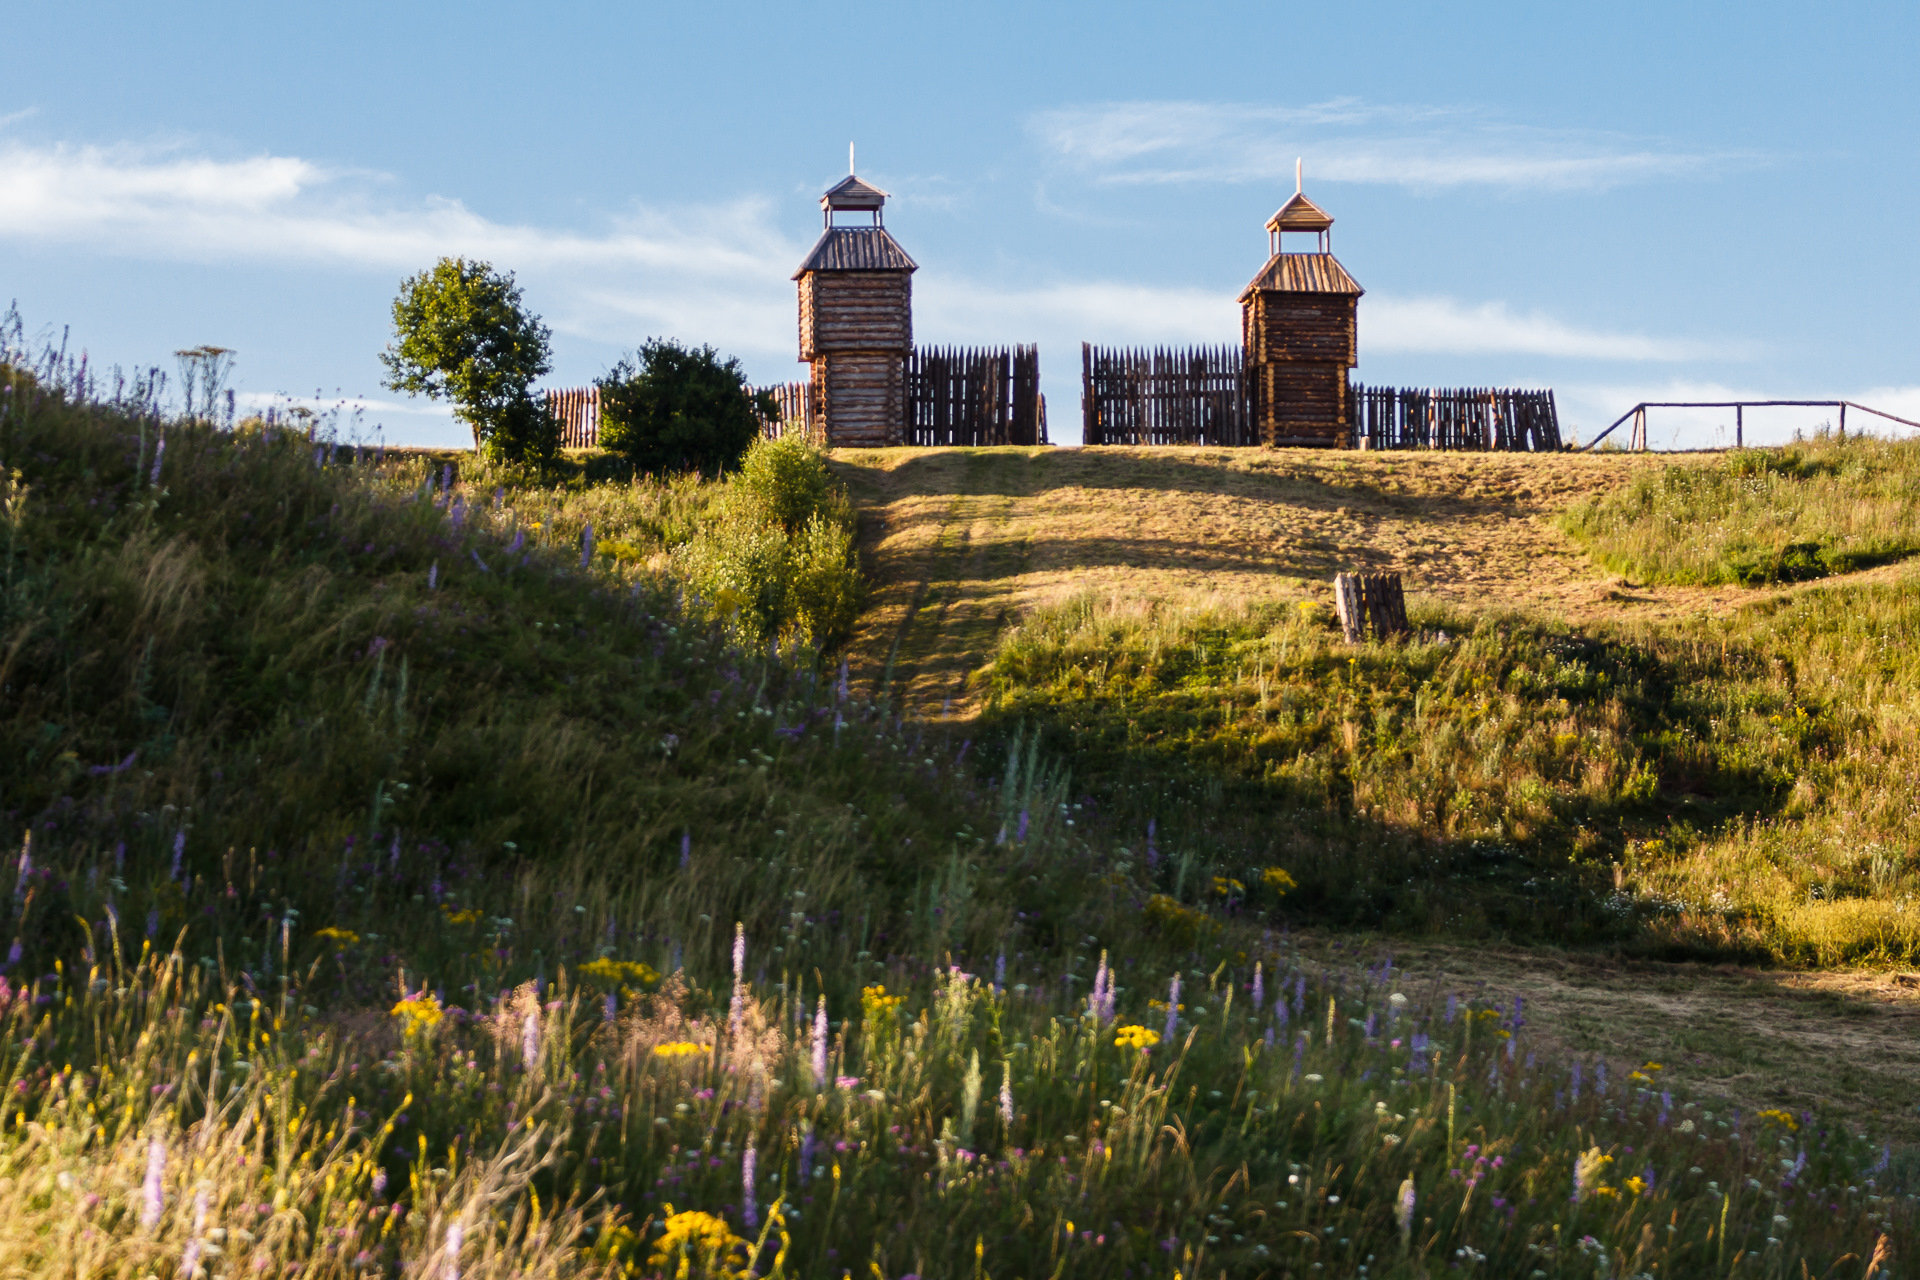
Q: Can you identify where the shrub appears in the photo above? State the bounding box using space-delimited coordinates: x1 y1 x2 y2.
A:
597 339 774 477
674 435 860 648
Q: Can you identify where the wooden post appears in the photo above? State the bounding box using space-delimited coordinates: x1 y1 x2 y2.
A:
1736 403 1743 449
1839 402 1847 440
1333 571 1407 643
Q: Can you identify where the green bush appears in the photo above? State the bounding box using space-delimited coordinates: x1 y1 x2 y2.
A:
596 338 774 477
674 435 860 647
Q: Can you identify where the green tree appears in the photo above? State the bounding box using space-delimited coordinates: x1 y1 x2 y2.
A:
595 339 774 476
379 258 556 463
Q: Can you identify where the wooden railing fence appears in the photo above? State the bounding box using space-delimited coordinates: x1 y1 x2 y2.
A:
1350 385 1561 452
754 381 817 440
1081 343 1256 446
905 345 1044 446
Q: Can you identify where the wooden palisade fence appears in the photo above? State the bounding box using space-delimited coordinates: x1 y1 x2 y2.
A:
1350 385 1561 452
544 387 601 449
1082 343 1256 446
905 345 1044 446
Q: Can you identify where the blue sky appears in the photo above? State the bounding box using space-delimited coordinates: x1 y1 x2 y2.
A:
3 0 1917 448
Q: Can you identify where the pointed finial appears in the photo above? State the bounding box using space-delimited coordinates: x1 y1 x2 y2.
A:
1295 157 1302 194
850 142 856 175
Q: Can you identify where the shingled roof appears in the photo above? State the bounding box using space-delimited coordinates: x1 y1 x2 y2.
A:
793 226 918 277
821 174 889 211
1265 191 1335 233
1237 252 1364 300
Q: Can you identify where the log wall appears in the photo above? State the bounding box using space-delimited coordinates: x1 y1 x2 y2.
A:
798 272 913 359
812 352 905 448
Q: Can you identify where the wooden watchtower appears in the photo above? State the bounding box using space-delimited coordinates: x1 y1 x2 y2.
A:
1238 168 1364 447
794 165 917 447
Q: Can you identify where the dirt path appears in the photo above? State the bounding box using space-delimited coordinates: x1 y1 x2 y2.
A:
832 446 1905 712
1296 932 1920 1145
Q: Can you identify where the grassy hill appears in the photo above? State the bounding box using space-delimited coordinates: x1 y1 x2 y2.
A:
0 349 1911 1277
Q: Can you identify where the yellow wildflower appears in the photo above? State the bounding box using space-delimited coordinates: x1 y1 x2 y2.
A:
581 958 660 988
1114 1024 1160 1051
441 906 483 926
390 994 442 1038
1211 876 1245 896
1624 1176 1646 1196
861 985 906 1018
652 1042 709 1059
648 1206 751 1277
1261 866 1297 894
1758 1108 1799 1132
314 927 359 947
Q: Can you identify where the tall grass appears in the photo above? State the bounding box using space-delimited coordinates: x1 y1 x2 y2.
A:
1 330 1913 1275
1558 434 1920 586
980 578 1920 965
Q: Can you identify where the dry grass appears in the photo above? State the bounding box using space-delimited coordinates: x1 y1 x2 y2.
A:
834 445 1735 713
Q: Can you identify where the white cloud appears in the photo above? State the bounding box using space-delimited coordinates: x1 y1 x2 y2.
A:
1365 296 1745 362
1031 100 1750 192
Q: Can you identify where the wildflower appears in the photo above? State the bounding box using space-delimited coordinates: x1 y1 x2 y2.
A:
521 1009 540 1066
861 985 905 1018
1164 974 1181 1043
179 1187 210 1276
1397 1177 1415 1245
811 996 829 1085
171 831 185 881
729 922 746 1040
1146 818 1158 870
603 992 616 1023
679 831 691 869
580 958 660 988
427 561 438 590
1758 1108 1799 1132
140 1135 166 1228
1211 876 1244 896
835 1076 860 1089
150 433 165 486
1252 961 1264 1013
1087 951 1112 1023
11 836 28 902
1262 866 1296 894
580 522 594 569
315 927 360 948
648 1208 748 1275
1017 809 1029 842
391 992 442 1038
652 1042 708 1059
1114 1025 1160 1051
1573 1147 1610 1203
1000 1061 1014 1124
507 529 524 554
742 1146 758 1228
444 1221 462 1280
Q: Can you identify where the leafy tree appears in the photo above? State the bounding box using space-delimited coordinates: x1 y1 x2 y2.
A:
595 339 774 476
379 258 556 463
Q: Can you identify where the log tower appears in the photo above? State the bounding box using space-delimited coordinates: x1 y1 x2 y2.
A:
1238 166 1364 447
794 162 917 446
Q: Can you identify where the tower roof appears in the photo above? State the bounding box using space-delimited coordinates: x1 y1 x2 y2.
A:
793 226 918 277
1265 191 1334 233
1237 253 1363 300
821 174 889 212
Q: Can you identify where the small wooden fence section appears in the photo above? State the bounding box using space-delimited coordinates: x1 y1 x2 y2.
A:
755 381 817 440
1333 572 1409 643
1081 343 1256 446
905 345 1044 446
544 387 600 449
1351 385 1561 452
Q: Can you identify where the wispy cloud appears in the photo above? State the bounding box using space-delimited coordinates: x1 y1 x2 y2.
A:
1365 296 1746 362
1031 99 1753 191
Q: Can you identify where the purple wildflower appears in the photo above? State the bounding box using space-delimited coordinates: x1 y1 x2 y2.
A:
507 529 524 554
179 1188 209 1275
150 434 165 486
1163 974 1180 1044
170 831 184 881
372 1169 387 1198
812 996 829 1085
994 952 1006 992
999 1061 1013 1124
140 1135 166 1227
1397 1177 1416 1238
581 522 594 569
1146 819 1158 870
427 562 438 590
603 993 616 1023
800 1131 816 1182
680 831 691 870
521 1010 539 1067
145 910 158 940
1252 962 1264 1013
729 922 747 1040
1016 809 1029 842
444 1221 462 1280
1088 952 1110 1022
742 1146 758 1228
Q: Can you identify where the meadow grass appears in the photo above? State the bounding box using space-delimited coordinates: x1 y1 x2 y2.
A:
1558 434 1920 586
977 573 1920 966
0 338 1913 1275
